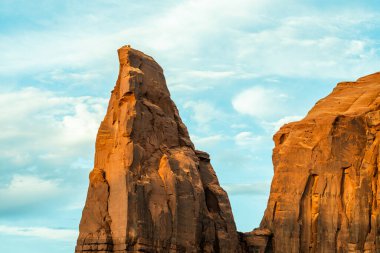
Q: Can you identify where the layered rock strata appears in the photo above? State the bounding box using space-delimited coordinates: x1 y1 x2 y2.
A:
257 73 380 252
75 46 242 253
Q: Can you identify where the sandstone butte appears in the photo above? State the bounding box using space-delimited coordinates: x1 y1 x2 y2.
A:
75 46 380 253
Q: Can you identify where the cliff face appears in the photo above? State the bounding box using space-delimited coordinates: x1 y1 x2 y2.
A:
75 46 242 253
258 73 380 252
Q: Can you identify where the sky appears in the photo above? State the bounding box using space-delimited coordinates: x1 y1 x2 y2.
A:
1 0 380 252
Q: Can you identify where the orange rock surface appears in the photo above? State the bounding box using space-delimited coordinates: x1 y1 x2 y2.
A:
255 73 380 252
75 46 242 253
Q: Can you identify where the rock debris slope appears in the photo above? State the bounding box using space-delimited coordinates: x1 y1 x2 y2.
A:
257 73 380 252
75 46 242 253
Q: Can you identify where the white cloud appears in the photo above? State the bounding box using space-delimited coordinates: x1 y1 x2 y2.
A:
128 0 269 54
1 0 378 85
0 30 117 74
268 115 303 132
36 69 101 84
0 87 107 166
232 87 304 133
230 123 248 129
0 225 77 241
0 0 269 76
185 70 236 79
223 181 270 195
234 131 263 146
63 202 85 211
191 134 224 147
169 83 210 92
234 13 380 79
184 100 226 127
0 175 61 211
232 86 288 119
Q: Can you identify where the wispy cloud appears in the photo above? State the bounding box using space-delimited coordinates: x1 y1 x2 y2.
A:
231 87 305 133
223 181 270 195
232 86 288 119
234 132 263 147
0 175 62 213
1 0 379 84
0 225 77 241
234 12 380 79
0 87 106 166
184 70 236 79
264 115 303 133
191 134 224 148
184 100 226 129
36 69 101 84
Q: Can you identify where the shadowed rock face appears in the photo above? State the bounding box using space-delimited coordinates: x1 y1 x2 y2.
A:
75 46 242 253
256 73 380 253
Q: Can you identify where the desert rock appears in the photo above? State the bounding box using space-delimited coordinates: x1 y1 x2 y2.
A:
75 46 242 253
254 73 380 252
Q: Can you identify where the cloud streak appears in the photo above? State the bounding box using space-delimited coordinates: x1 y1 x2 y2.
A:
2 0 378 82
232 86 289 119
223 181 271 195
0 175 61 212
0 225 77 241
0 87 107 167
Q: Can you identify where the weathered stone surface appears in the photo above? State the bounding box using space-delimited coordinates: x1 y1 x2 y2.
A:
76 46 242 253
241 228 273 253
256 73 380 252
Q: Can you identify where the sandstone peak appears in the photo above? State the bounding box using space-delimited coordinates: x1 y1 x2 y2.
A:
76 47 242 253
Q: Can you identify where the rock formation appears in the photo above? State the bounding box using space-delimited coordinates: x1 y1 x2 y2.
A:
76 45 380 253
254 73 380 252
75 46 242 253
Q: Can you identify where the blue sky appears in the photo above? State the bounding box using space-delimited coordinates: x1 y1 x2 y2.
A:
1 1 380 252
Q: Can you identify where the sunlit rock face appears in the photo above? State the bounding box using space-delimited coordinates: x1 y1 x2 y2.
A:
75 46 242 253
255 73 380 253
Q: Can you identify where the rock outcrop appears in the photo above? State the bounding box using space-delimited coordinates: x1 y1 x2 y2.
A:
75 46 242 253
76 45 380 253
256 73 380 252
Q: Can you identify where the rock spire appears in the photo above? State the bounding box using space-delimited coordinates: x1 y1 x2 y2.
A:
75 46 242 253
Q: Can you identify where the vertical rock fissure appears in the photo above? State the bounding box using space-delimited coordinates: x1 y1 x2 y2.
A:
374 145 379 251
272 201 277 222
340 167 349 223
298 174 318 253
